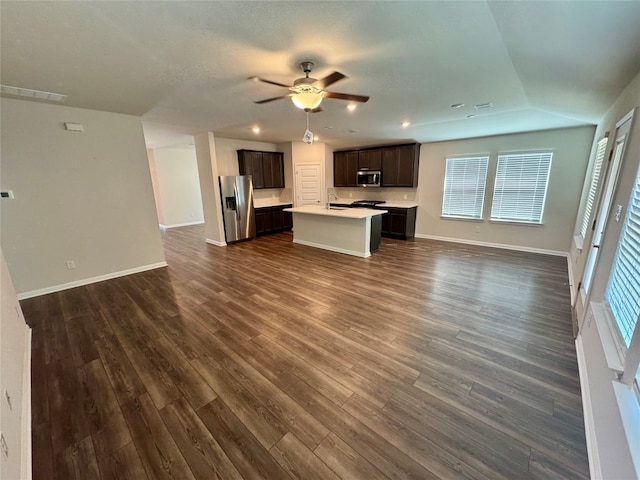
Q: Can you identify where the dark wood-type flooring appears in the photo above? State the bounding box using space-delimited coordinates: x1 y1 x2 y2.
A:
23 226 589 479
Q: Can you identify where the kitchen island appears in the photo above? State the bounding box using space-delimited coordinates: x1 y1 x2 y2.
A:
283 205 386 257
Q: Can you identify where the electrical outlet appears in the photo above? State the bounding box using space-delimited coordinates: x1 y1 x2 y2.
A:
1 432 7 460
403 194 408 200
66 260 76 269
475 225 481 233
349 192 353 198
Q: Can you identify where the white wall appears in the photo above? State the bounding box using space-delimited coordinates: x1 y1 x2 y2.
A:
151 145 204 227
415 126 595 253
572 70 640 480
0 98 166 297
0 250 32 480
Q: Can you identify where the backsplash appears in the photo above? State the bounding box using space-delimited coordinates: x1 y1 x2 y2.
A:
253 187 293 207
333 187 418 201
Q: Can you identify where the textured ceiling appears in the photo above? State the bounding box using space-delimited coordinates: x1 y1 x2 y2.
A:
2 1 639 149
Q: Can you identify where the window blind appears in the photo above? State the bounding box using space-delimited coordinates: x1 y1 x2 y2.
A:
605 166 640 347
441 156 489 219
490 152 553 224
579 137 608 239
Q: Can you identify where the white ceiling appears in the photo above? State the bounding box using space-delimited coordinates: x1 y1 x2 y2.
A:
2 1 640 150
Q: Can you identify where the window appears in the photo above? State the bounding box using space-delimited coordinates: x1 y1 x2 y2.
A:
490 151 553 224
605 164 640 347
441 156 489 219
579 137 609 240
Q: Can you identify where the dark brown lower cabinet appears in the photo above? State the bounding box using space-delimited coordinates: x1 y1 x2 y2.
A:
376 206 416 239
255 204 293 236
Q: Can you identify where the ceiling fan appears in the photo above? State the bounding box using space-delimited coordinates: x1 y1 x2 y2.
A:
249 61 369 112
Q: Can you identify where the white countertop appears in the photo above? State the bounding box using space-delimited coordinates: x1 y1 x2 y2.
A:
331 198 418 208
284 204 386 219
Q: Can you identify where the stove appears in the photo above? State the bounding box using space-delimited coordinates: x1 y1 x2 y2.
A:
350 200 386 208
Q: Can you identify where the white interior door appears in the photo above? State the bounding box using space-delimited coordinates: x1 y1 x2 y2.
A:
294 163 323 207
581 113 633 299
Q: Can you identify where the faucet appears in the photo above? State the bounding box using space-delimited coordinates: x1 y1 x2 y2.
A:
326 191 338 209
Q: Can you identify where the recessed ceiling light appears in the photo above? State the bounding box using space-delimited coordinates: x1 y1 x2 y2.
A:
0 84 67 102
252 126 260 133
474 102 494 110
467 114 477 119
324 126 333 130
313 136 319 142
401 121 410 128
451 103 465 109
346 104 357 111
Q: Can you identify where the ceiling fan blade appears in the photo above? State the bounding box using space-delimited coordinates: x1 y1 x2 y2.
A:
323 91 370 103
254 95 288 104
314 71 346 89
311 106 323 113
247 76 291 88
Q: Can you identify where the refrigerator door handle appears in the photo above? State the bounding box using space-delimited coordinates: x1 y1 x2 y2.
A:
234 184 241 238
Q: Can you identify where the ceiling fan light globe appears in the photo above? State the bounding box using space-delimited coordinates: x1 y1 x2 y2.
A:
291 92 323 110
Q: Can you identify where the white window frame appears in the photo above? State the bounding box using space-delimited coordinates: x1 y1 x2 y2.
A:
490 151 553 225
441 155 489 220
576 136 609 247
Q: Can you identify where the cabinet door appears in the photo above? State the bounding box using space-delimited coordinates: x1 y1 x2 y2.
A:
334 151 358 187
271 152 285 188
238 151 265 188
396 145 418 187
358 149 382 170
389 211 407 236
262 153 275 188
382 148 400 186
255 207 272 235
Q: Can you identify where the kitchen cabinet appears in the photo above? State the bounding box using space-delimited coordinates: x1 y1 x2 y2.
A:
334 143 419 188
334 151 359 187
358 149 382 170
237 150 285 189
375 206 417 239
255 204 293 236
382 144 420 187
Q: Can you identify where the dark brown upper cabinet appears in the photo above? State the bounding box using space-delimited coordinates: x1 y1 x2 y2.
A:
334 143 420 188
358 149 382 170
381 144 420 187
237 150 285 189
334 150 359 187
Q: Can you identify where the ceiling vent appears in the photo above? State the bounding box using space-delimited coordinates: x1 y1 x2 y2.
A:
474 102 494 110
0 85 67 102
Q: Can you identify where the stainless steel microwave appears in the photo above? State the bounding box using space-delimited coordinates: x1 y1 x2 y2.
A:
356 170 381 187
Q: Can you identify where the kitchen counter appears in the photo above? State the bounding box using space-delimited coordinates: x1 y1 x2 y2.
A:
253 200 293 208
283 205 385 257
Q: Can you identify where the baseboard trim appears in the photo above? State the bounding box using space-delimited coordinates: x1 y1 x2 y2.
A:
293 239 370 258
413 233 568 257
160 221 204 229
16 261 168 300
206 238 227 247
576 335 601 480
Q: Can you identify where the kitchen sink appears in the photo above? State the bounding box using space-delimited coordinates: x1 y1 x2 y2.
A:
328 206 347 210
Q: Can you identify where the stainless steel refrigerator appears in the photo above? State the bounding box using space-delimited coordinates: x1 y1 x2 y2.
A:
219 175 256 243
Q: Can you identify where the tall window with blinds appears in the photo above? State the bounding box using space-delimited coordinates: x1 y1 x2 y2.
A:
605 164 640 347
441 156 489 220
579 137 609 240
490 152 553 224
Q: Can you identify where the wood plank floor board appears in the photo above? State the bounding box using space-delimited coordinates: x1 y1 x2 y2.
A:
270 432 341 480
159 397 244 480
196 398 293 480
25 226 588 480
314 432 388 480
121 393 196 480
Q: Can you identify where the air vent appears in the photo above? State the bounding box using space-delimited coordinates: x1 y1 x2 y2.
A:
0 85 67 102
474 102 494 110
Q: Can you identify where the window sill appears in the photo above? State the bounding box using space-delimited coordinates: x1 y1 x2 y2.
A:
591 301 625 374
488 219 543 226
440 215 483 222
